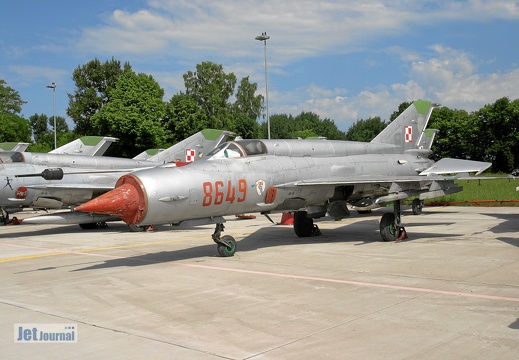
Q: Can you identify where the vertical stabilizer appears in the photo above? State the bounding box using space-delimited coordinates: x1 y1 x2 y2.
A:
50 136 118 156
148 129 234 164
371 100 436 152
132 148 165 161
419 128 439 150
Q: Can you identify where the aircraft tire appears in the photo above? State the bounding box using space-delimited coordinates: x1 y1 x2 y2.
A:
128 224 145 232
412 198 423 215
217 235 236 257
293 211 315 237
356 209 372 214
79 223 98 230
380 212 399 242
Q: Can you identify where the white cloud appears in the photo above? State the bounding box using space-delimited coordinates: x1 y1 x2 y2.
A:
7 65 69 87
408 45 519 110
273 44 519 131
70 1 519 131
76 1 519 60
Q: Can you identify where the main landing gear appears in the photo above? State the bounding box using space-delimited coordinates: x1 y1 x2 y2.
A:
292 202 408 242
379 200 408 242
411 198 424 215
212 223 237 257
293 211 322 238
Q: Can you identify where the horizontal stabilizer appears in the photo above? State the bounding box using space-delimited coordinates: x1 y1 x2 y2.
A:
420 158 491 176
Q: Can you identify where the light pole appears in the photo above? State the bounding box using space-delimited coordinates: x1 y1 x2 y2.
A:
46 82 57 149
255 32 270 139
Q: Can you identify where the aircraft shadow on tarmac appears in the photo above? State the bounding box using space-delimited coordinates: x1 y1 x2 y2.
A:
480 212 519 248
0 221 132 238
72 217 461 272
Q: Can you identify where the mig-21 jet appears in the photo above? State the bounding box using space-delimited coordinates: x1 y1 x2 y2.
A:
73 100 491 256
1 129 233 224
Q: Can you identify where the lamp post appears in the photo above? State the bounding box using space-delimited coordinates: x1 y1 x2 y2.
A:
255 32 270 139
46 82 57 149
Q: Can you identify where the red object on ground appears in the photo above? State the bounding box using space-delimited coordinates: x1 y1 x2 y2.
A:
279 212 294 225
235 214 257 219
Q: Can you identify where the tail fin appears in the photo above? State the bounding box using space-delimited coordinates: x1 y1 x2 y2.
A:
419 128 439 150
147 129 234 164
371 100 436 152
50 136 118 156
132 148 165 161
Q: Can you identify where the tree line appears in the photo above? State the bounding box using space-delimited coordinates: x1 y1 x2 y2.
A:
0 58 518 172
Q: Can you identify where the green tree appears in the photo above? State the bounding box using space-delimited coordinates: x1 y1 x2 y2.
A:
293 129 319 139
345 117 387 142
428 107 472 161
29 113 49 143
232 76 261 138
0 79 31 142
27 131 77 152
0 113 31 142
67 57 132 135
164 93 209 144
0 79 26 114
469 97 519 172
178 62 262 139
261 114 295 139
261 112 346 140
183 62 237 130
91 71 166 158
48 115 69 134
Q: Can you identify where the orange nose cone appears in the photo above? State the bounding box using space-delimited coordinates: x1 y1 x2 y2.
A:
74 175 146 224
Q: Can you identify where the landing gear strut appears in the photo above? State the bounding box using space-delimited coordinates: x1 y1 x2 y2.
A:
379 200 407 242
1 208 8 226
212 223 236 257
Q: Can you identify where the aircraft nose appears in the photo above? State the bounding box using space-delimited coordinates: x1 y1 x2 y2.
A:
74 174 146 224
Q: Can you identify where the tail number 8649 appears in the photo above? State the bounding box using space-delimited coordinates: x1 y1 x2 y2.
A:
202 179 247 206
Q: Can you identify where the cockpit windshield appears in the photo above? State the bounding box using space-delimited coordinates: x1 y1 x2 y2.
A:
238 140 268 156
206 140 268 159
0 152 24 164
207 142 245 159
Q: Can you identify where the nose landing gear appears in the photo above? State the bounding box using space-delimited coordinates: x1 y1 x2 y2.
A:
212 223 237 257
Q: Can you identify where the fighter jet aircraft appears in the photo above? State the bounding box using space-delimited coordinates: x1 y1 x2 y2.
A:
1 129 233 224
73 100 491 256
0 136 117 162
48 136 119 156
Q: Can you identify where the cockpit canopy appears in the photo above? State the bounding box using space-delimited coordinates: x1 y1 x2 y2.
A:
207 140 268 159
0 151 24 164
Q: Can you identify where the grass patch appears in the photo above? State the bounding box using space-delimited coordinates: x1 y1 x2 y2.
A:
422 176 519 206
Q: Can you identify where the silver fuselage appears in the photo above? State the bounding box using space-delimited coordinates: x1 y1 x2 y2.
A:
126 139 435 225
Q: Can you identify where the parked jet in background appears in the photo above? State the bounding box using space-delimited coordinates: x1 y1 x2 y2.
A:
1 129 233 224
73 100 491 256
0 136 118 167
49 136 119 156
0 142 30 152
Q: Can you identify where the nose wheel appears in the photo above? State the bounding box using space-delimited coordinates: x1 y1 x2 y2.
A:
212 223 237 257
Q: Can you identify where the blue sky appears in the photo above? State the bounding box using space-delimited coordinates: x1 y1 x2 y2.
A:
1 0 518 133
